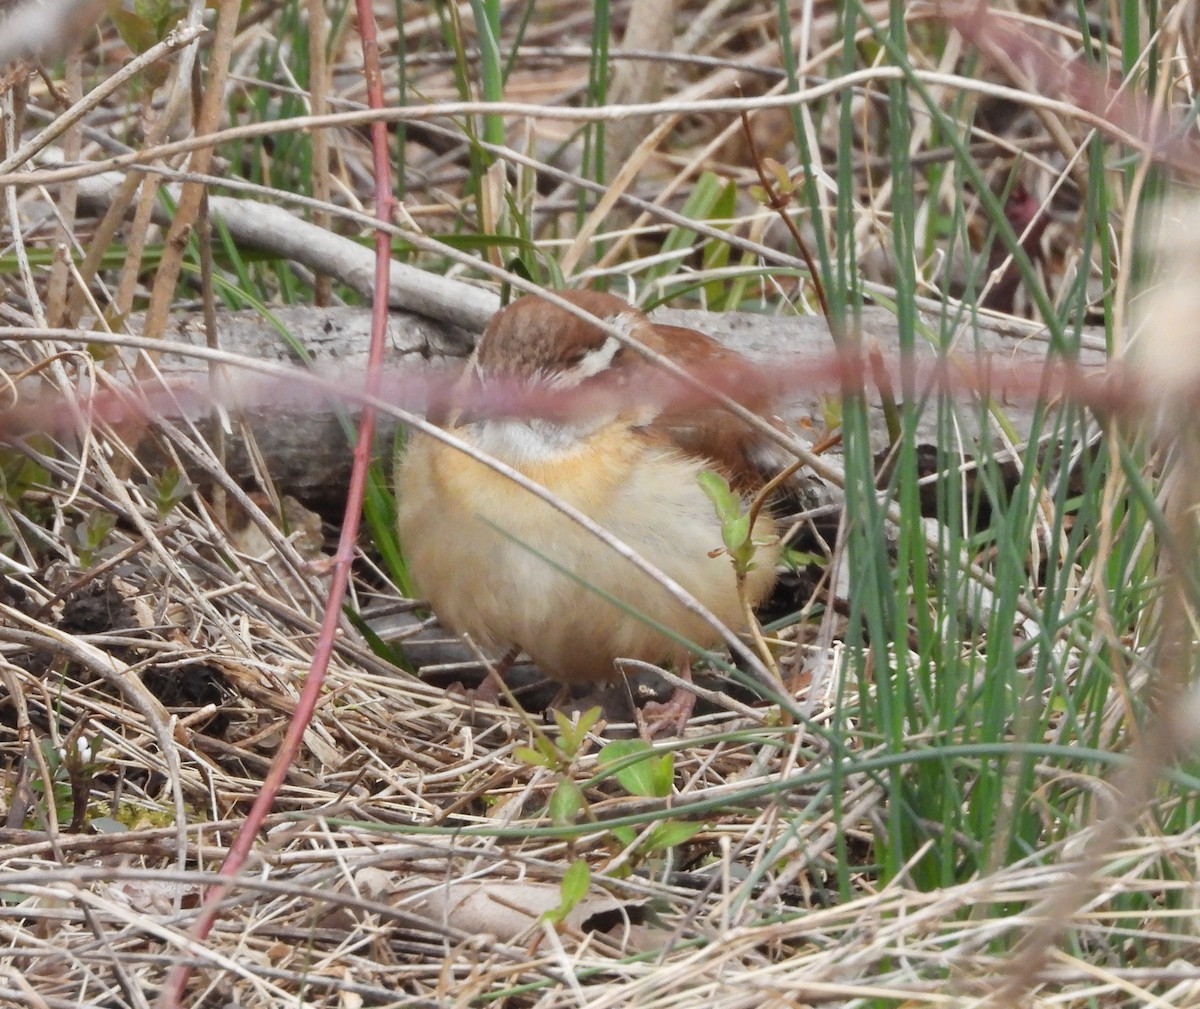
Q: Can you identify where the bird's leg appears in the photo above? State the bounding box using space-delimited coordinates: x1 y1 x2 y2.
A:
449 646 520 707
479 646 520 703
639 657 697 739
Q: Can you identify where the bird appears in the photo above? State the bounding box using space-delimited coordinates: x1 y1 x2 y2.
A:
395 289 781 731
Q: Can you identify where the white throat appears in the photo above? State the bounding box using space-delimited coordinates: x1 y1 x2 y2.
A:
470 416 606 465
465 316 640 465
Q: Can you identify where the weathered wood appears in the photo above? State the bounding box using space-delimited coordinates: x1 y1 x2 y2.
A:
2 303 1108 508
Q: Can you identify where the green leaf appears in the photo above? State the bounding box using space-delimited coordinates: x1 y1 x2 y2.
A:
560 859 590 906
819 395 843 432
610 825 637 848
534 735 561 763
643 820 704 852
73 511 116 566
39 738 62 773
782 548 824 570
366 456 413 599
598 740 674 798
697 469 739 521
764 157 793 195
554 705 602 756
700 177 738 305
575 706 602 738
722 513 751 553
142 467 196 519
553 709 575 740
0 445 50 504
542 858 590 924
514 746 553 768
549 778 585 826
646 172 731 285
342 606 413 672
645 754 675 797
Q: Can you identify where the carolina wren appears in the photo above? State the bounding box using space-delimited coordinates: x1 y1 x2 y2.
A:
396 290 780 719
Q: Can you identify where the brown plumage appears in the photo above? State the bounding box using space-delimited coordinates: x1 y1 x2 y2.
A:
395 290 780 703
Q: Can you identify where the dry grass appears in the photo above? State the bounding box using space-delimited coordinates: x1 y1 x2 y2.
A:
3 1 1200 1007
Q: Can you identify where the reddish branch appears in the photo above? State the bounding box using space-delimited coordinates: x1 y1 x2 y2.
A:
154 0 397 1005
0 347 1141 447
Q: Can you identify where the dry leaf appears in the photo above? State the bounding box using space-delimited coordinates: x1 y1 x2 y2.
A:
396 876 646 944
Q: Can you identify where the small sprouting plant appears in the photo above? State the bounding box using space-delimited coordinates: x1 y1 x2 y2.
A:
515 717 702 876
138 466 196 519
596 740 702 870
0 446 50 508
697 469 763 577
24 724 104 832
70 510 117 567
748 156 796 207
698 469 782 687
517 706 603 828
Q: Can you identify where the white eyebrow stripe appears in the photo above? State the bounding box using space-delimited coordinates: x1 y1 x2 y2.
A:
574 333 623 378
548 332 623 387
